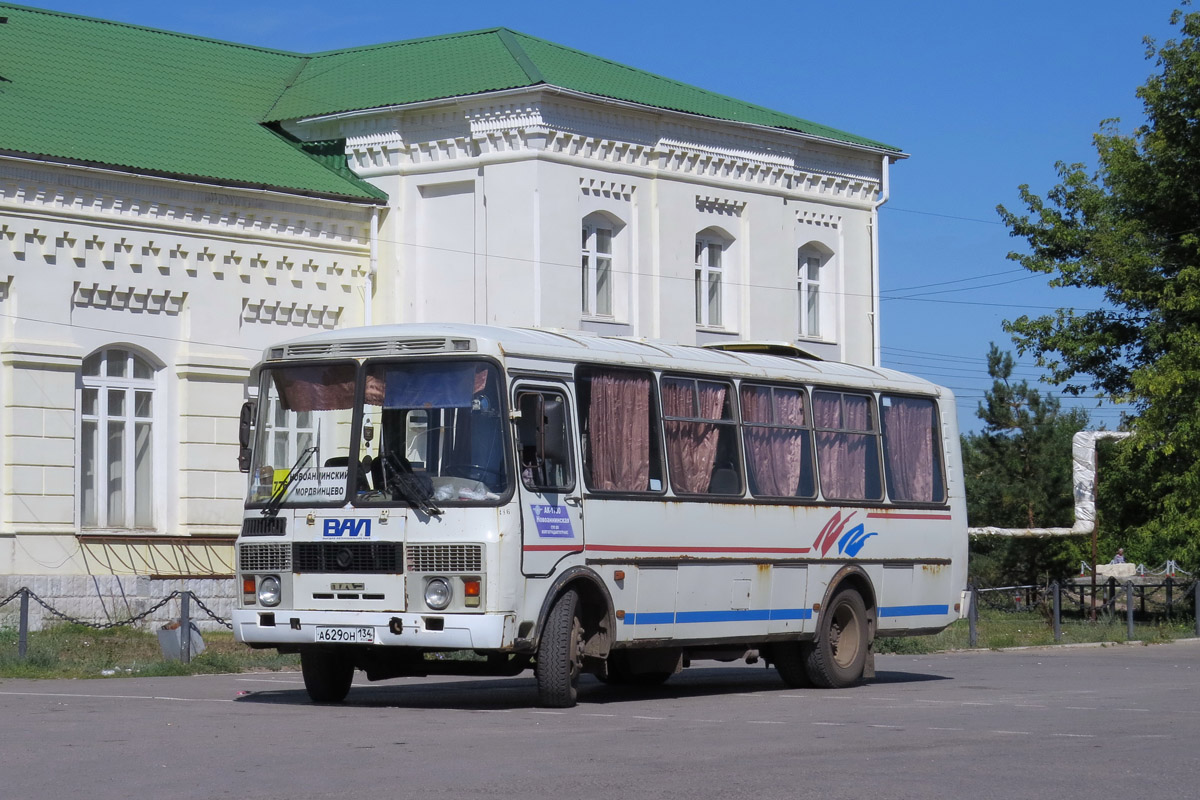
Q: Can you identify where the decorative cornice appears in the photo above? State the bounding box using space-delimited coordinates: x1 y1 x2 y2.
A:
335 93 882 204
72 282 187 315
798 210 842 229
580 178 634 201
697 195 746 216
241 298 341 328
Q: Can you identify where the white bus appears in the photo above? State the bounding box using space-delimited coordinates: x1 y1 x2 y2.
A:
233 324 967 707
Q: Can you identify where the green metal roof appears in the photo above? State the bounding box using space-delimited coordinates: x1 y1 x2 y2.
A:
0 6 898 203
267 28 901 152
0 4 385 201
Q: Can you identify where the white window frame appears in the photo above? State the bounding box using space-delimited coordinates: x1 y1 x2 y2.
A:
799 253 822 338
695 234 725 328
79 348 158 530
581 220 615 318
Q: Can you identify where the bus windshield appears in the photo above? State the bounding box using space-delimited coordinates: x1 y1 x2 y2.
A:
247 359 510 509
357 360 509 505
247 362 358 508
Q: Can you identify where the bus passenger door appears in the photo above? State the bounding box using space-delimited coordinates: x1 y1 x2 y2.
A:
513 385 583 577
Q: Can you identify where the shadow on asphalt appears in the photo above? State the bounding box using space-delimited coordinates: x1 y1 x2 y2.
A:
234 665 950 711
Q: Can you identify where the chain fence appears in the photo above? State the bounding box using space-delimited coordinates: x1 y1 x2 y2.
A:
966 576 1200 647
0 587 231 664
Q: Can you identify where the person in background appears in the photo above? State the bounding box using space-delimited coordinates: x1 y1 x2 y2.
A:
1110 548 1126 564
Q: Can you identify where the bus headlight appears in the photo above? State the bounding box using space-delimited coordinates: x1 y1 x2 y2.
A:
424 577 451 610
258 575 282 607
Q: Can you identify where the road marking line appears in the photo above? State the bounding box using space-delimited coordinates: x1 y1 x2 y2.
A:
962 702 993 706
582 713 616 718
1115 708 1150 712
1065 706 1097 710
1015 704 1047 708
632 716 666 721
473 709 513 713
0 690 233 703
868 724 902 729
991 730 1032 735
531 711 565 715
748 720 785 725
1051 733 1096 738
929 727 964 731
812 722 845 726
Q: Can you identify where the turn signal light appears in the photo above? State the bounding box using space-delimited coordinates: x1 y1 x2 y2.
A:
463 580 481 597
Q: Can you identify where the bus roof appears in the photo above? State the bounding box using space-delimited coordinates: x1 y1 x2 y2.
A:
262 323 949 397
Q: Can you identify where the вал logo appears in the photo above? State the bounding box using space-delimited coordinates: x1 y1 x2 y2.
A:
812 510 877 557
322 518 372 538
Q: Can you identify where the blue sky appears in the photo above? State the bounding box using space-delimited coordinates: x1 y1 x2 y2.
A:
28 0 1182 430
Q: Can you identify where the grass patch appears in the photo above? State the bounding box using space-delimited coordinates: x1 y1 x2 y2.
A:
0 623 297 679
876 610 1198 654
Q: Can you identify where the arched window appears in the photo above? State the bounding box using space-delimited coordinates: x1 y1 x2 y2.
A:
581 212 625 319
798 243 833 340
79 348 157 528
695 228 730 328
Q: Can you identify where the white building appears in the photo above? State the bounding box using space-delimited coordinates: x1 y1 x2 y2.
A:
0 5 904 617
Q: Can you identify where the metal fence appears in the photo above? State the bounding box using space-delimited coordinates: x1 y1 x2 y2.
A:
966 578 1200 647
0 587 230 664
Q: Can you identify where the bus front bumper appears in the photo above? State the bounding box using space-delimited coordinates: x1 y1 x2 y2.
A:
232 609 518 651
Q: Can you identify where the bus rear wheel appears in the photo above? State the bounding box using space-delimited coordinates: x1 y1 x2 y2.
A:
536 589 583 708
806 588 869 689
772 641 813 688
301 650 354 703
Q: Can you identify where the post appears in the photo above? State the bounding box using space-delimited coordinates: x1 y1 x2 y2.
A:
1194 581 1199 638
1126 582 1135 641
1053 581 1062 642
18 588 29 660
180 590 191 665
968 585 978 648
1166 577 1174 621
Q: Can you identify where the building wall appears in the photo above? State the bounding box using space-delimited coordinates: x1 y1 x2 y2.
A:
0 157 374 583
316 90 887 363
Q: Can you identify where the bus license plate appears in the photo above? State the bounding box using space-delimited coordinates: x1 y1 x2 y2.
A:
315 626 374 644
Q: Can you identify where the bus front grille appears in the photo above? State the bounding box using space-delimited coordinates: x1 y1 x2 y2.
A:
241 517 286 536
238 543 291 572
293 542 403 574
406 544 482 573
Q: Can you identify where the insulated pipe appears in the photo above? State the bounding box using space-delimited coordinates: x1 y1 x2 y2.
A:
968 430 1132 537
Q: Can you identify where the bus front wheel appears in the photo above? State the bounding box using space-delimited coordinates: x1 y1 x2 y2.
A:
301 650 354 703
806 588 869 688
536 589 583 708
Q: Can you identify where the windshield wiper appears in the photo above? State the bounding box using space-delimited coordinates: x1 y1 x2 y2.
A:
383 452 442 516
261 445 317 518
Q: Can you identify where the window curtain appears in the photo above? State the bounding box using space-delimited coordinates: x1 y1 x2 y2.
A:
882 397 936 502
663 380 725 494
741 386 806 496
815 392 869 500
588 371 651 491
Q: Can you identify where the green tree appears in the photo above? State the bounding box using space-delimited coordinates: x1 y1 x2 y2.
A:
997 9 1200 569
963 345 1090 586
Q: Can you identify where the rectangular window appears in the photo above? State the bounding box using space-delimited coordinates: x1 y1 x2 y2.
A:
582 224 614 317
662 377 741 495
515 389 574 492
799 254 822 338
740 383 816 499
812 390 883 502
695 238 723 327
881 395 946 503
577 367 663 493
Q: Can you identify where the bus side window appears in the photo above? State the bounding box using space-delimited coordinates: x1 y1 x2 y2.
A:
881 395 945 503
516 391 573 492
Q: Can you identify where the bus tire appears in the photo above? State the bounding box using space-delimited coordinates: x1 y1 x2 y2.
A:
536 589 583 708
772 641 813 688
806 588 869 689
301 650 354 703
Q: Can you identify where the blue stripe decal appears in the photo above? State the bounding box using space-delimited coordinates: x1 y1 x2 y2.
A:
621 608 813 625
878 605 950 617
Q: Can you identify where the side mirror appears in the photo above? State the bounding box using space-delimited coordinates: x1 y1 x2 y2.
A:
237 400 256 473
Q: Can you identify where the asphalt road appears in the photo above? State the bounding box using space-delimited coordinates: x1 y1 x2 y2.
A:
4 640 1199 800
